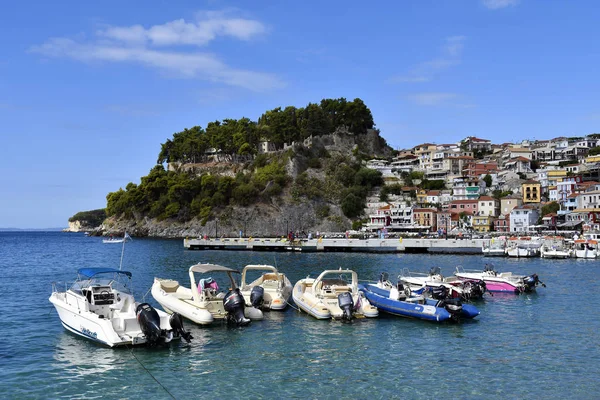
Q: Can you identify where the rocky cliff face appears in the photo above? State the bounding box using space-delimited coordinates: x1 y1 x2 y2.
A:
64 221 83 232
102 201 351 238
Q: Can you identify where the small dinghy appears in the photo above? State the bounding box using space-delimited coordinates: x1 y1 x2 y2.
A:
239 265 293 310
359 273 480 322
292 268 378 320
152 263 263 326
49 268 192 347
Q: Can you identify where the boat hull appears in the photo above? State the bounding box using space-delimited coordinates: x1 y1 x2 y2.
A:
455 272 523 293
49 292 171 347
361 284 479 321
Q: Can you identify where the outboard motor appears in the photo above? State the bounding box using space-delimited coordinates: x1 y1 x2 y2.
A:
462 280 486 300
523 273 545 292
136 303 162 346
169 313 193 343
337 292 354 321
250 286 265 309
437 298 463 321
429 285 449 300
223 288 251 326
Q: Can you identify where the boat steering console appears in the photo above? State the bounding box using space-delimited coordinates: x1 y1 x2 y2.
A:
90 286 115 305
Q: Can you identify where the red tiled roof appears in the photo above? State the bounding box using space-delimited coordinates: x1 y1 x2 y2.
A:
478 196 494 201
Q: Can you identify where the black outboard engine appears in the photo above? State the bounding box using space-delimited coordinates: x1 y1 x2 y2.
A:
462 280 486 300
169 313 193 343
337 292 354 321
430 285 449 300
250 286 265 309
437 298 463 321
136 303 162 346
523 273 545 292
223 288 251 326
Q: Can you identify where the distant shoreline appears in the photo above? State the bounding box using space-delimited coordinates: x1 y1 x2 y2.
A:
0 228 65 232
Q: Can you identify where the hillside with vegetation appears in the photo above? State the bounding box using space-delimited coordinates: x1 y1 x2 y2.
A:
75 98 393 237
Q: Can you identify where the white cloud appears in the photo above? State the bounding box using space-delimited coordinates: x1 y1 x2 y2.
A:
388 36 466 84
97 11 266 47
29 10 283 92
482 0 519 10
407 92 457 106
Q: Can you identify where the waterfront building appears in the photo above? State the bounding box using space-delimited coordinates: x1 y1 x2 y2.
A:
494 214 510 232
449 200 479 218
542 213 559 231
509 205 540 233
473 215 494 232
412 208 438 231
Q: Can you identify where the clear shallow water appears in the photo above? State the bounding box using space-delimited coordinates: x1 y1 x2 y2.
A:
1 232 599 399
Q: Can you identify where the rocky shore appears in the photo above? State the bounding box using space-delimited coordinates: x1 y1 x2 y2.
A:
68 202 353 238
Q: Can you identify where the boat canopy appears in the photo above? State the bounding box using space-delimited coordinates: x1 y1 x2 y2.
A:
189 263 239 274
77 267 132 278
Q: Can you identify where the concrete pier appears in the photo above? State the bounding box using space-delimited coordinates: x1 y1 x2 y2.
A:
184 237 486 254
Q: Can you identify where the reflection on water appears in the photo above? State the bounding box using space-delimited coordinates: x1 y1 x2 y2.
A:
52 334 124 378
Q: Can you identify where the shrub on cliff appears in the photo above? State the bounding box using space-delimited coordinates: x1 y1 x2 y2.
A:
68 209 106 227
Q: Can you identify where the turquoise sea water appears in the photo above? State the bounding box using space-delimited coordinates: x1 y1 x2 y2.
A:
1 231 599 399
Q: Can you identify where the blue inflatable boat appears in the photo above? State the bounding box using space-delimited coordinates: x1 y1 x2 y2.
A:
359 282 480 322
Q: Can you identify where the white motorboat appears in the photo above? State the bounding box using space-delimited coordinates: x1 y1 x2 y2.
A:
49 268 191 347
482 239 507 257
151 263 263 326
506 239 541 258
102 232 132 244
239 264 293 310
574 239 598 259
540 245 572 258
455 264 545 293
292 268 378 320
399 268 487 301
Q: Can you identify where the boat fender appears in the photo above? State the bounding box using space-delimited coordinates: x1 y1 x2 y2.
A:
250 286 265 309
136 303 162 346
223 288 251 326
337 292 354 321
169 313 193 343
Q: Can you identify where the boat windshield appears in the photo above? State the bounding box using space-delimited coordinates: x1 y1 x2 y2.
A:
70 269 133 295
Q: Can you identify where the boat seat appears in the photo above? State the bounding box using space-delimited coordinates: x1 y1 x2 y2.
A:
160 280 180 293
262 280 279 289
262 273 279 281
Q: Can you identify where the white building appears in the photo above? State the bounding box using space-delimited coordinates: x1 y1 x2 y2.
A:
509 206 540 233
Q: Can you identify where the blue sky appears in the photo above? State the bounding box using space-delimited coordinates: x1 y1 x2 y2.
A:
1 0 599 228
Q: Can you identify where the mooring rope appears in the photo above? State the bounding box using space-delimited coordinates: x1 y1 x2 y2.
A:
127 345 177 400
